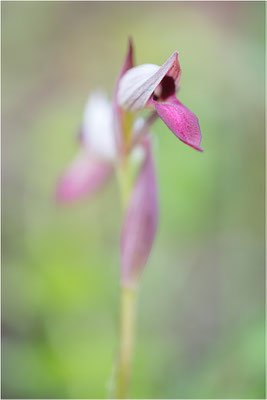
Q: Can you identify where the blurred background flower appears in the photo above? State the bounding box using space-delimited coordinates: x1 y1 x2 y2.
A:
2 2 265 399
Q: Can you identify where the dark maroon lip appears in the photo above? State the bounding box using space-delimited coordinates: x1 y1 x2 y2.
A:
153 75 176 102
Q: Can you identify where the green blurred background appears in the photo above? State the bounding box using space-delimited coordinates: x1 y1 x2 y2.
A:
2 2 265 399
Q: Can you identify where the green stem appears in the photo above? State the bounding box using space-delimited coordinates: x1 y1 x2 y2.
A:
110 118 137 398
116 285 137 399
110 159 136 399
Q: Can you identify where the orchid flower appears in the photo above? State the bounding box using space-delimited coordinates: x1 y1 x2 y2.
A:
56 39 202 399
56 91 114 203
117 50 203 152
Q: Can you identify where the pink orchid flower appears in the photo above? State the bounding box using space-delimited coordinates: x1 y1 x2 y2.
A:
117 50 203 152
56 91 114 203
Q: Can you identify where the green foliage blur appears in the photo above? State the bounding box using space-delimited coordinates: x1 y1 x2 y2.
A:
2 2 265 399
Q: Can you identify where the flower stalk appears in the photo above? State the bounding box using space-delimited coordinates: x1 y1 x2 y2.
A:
116 285 137 399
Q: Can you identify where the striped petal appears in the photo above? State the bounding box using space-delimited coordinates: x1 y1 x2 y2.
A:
118 52 181 112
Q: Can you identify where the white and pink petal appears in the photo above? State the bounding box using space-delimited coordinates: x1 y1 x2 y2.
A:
118 52 181 112
81 91 116 161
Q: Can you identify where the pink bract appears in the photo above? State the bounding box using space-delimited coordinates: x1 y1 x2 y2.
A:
120 138 158 286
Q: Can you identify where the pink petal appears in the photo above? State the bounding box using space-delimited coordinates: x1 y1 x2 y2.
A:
118 52 181 112
120 138 158 286
154 95 203 152
56 151 112 203
113 38 134 153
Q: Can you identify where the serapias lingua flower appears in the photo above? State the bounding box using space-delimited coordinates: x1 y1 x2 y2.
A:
56 91 114 203
117 51 203 151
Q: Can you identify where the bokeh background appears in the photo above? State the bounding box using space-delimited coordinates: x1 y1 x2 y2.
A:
2 2 265 399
